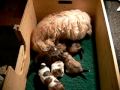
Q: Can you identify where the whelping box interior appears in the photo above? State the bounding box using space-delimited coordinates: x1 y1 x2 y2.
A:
2 0 120 90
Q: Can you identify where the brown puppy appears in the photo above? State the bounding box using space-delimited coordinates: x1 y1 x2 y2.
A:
56 43 67 53
68 43 82 55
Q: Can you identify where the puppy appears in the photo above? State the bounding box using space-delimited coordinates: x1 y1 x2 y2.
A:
68 43 82 55
56 43 67 53
51 61 64 77
38 63 64 90
67 42 84 59
44 76 64 90
63 52 84 74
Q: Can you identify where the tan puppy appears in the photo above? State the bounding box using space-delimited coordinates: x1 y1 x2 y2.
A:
63 52 84 74
68 43 82 55
56 43 67 53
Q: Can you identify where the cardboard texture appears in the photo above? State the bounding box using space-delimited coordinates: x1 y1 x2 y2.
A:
95 1 120 89
3 0 37 89
2 0 120 90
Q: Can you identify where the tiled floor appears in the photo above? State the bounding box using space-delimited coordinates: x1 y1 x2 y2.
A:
105 1 120 70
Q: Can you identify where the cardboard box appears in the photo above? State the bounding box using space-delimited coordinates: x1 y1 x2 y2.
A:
2 0 120 90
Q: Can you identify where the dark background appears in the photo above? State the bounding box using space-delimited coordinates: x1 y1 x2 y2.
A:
0 0 27 25
0 0 27 68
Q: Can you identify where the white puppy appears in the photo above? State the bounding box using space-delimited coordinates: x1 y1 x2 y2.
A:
51 61 64 77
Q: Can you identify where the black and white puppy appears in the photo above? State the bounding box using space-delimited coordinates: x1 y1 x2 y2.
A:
51 61 64 78
38 63 64 90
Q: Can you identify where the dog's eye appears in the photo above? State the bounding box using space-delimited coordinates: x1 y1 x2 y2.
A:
58 69 61 72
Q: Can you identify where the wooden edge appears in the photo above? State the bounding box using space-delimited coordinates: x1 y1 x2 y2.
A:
101 0 120 86
2 0 37 89
18 0 37 77
15 45 25 75
95 0 120 89
2 66 26 90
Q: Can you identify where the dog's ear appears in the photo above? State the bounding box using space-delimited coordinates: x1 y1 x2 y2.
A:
44 77 52 86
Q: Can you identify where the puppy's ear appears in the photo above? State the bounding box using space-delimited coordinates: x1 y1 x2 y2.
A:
40 63 46 69
44 77 52 86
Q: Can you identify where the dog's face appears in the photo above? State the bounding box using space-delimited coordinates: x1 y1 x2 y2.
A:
51 61 64 77
56 43 67 52
68 43 81 54
51 69 63 77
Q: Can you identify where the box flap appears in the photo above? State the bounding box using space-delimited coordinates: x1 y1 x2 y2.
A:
18 0 37 77
2 66 26 90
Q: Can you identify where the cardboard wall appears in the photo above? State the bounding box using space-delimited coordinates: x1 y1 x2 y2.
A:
32 0 120 89
18 0 37 77
3 0 37 90
2 0 120 90
33 0 97 22
95 0 120 89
